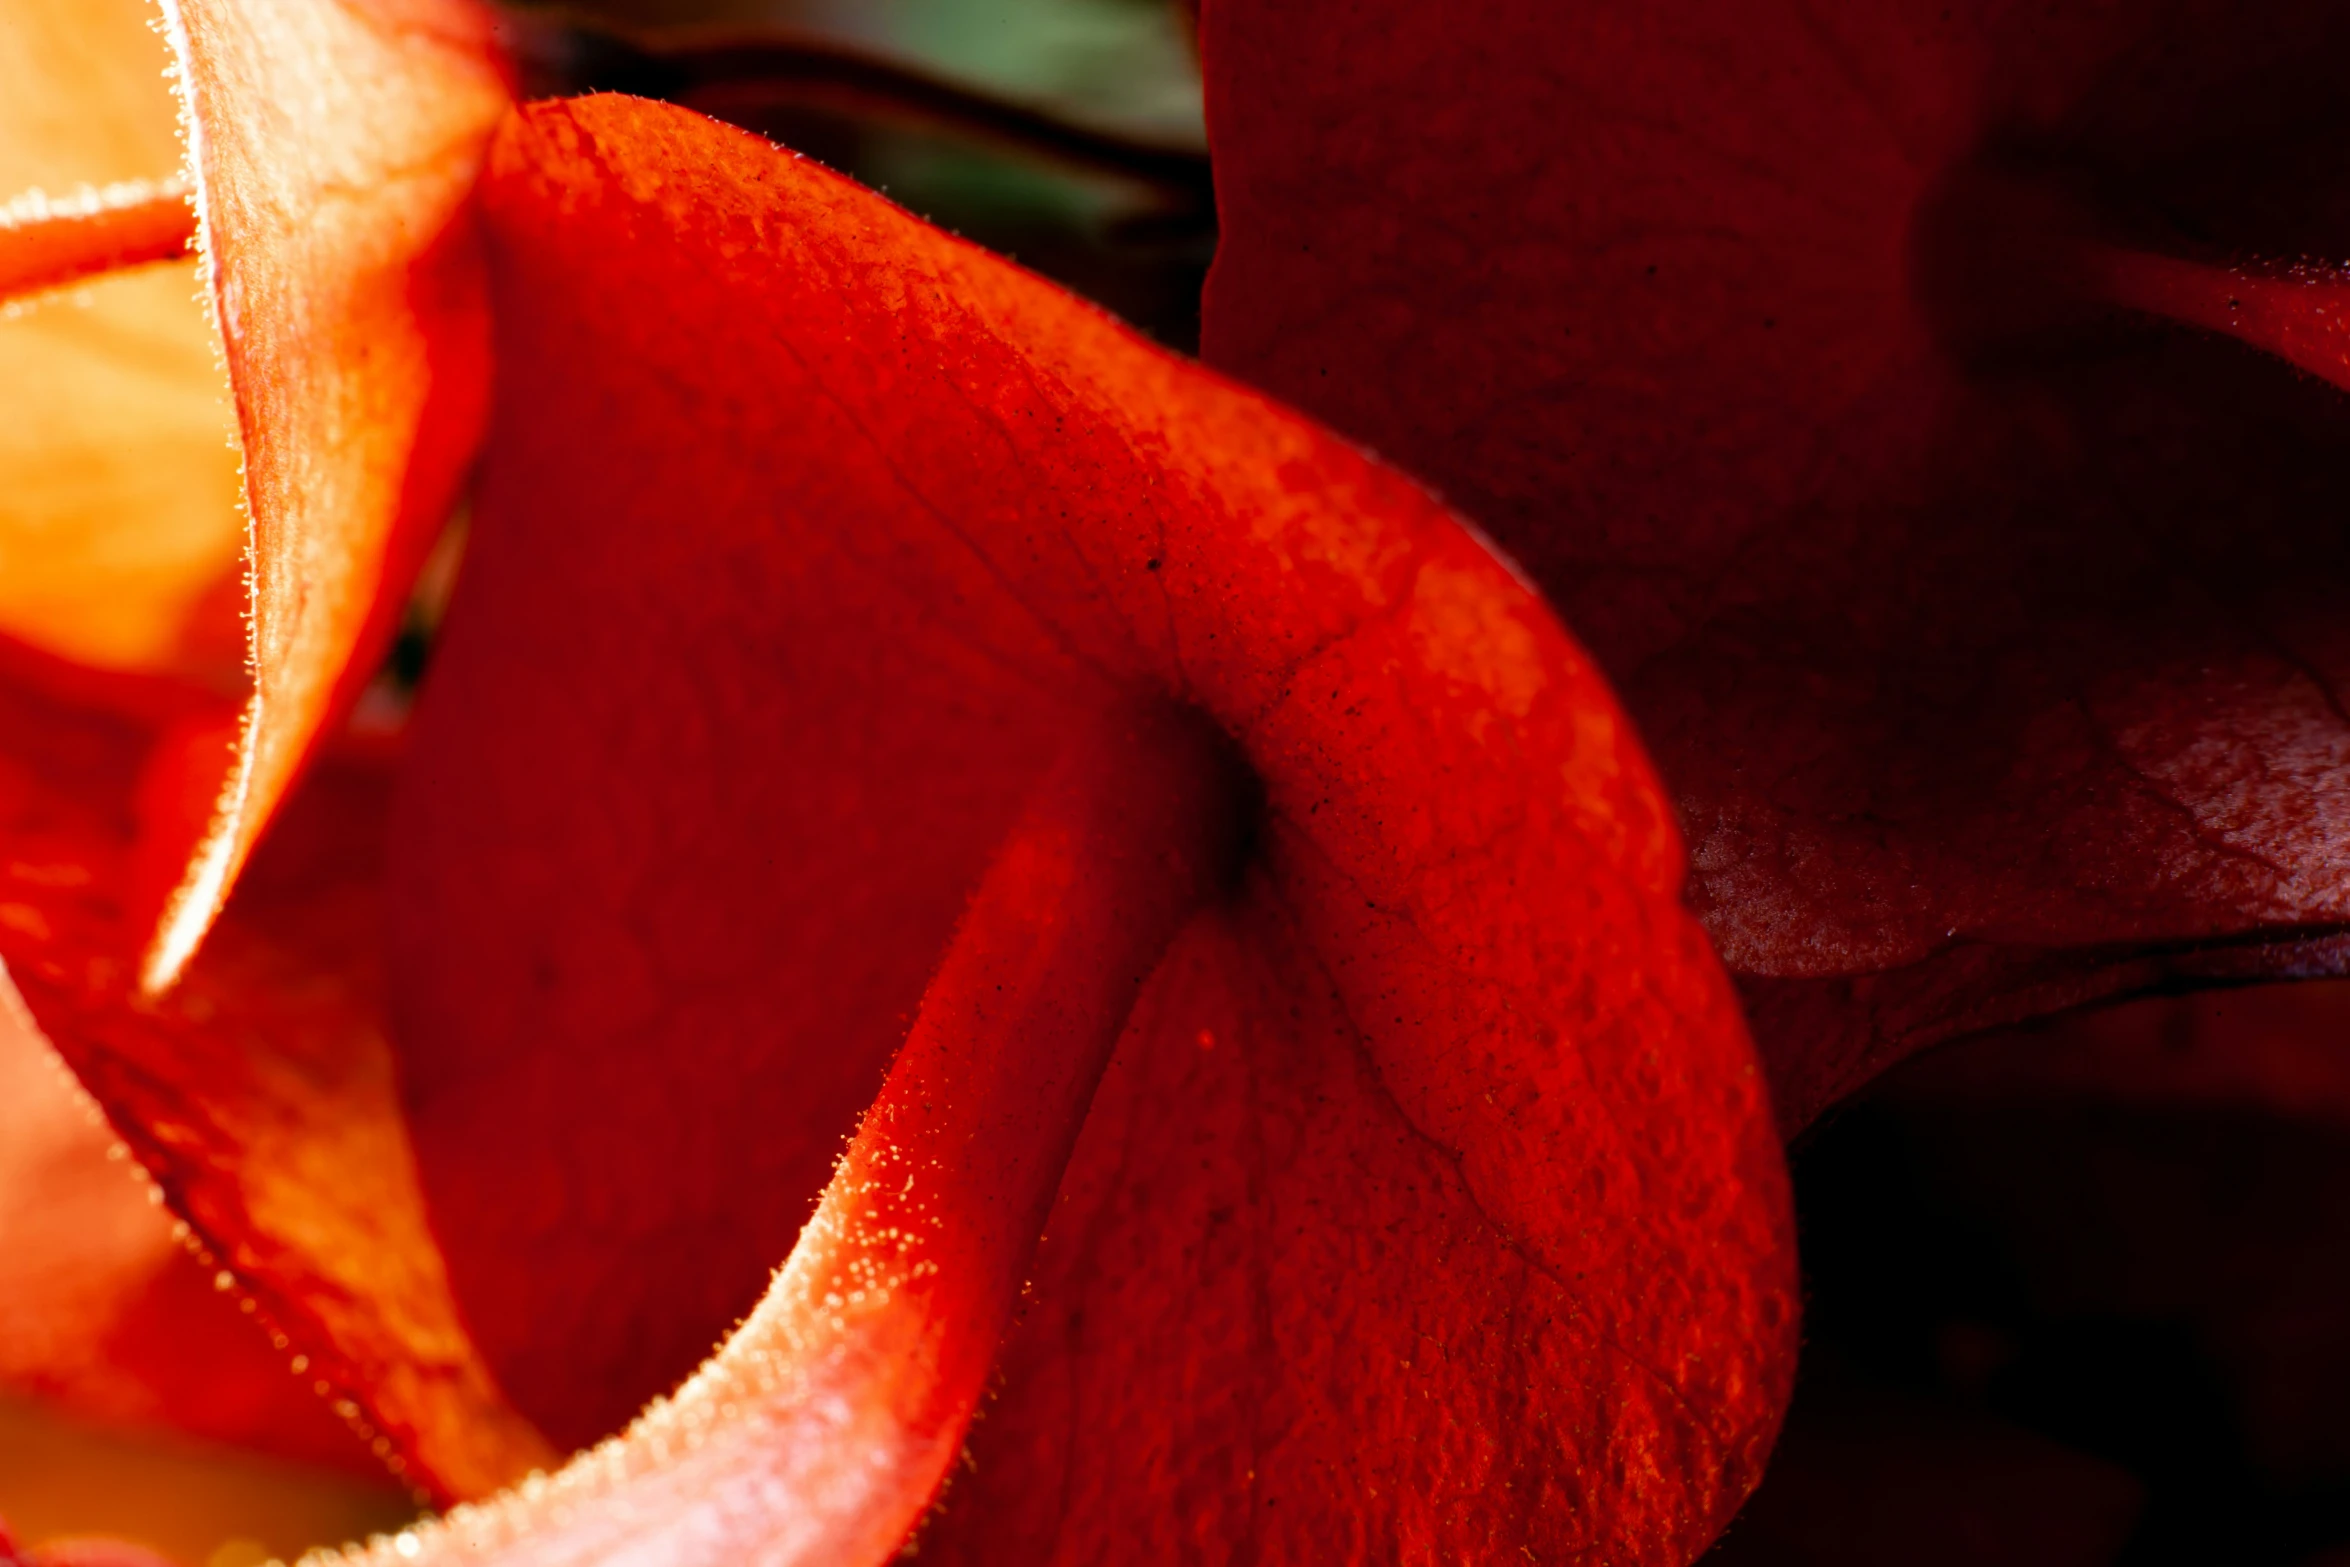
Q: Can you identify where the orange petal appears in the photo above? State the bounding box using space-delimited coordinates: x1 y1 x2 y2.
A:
0 183 196 303
142 0 511 990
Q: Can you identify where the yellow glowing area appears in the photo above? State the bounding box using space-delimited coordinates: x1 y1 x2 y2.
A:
0 0 248 682
0 1395 420 1566
0 0 185 197
0 262 247 679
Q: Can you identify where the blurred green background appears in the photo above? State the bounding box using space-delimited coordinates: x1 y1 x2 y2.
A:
503 0 1213 347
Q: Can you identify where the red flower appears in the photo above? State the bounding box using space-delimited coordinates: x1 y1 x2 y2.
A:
0 1 1794 1563
25 0 2348 1556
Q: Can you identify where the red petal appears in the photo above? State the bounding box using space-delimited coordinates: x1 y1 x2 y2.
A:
0 649 554 1501
367 94 1794 1561
141 0 510 988
1198 0 2350 1127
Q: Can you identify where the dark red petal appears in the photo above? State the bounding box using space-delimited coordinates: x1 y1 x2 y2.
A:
372 93 1793 1561
1198 0 2350 1127
141 0 510 987
1762 990 2350 1562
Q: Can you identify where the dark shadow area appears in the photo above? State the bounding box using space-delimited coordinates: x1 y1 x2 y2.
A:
1712 985 2350 1565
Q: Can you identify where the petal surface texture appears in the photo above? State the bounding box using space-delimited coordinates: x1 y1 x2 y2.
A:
1198 0 2350 1126
0 0 243 684
372 95 1795 1565
145 0 511 988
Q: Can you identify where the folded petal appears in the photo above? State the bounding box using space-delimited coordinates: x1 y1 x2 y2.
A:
362 94 1794 1562
1198 0 2350 1126
0 648 554 1502
142 0 510 988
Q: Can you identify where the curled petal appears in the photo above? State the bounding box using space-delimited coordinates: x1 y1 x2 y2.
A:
143 0 511 989
365 95 1794 1562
